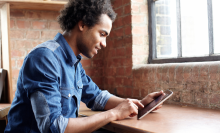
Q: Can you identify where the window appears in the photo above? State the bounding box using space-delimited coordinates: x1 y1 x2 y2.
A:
148 0 220 63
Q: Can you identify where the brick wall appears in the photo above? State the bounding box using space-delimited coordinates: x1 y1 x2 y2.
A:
8 1 220 110
103 0 220 110
0 11 1 68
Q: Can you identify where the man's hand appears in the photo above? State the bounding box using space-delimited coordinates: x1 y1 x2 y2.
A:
111 99 144 120
140 90 165 111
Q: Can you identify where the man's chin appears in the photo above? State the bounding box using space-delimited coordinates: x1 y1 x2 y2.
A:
82 53 94 59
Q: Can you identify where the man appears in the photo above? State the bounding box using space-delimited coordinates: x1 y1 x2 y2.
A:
5 0 164 132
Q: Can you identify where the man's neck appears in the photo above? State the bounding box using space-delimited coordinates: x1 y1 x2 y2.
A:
62 30 80 57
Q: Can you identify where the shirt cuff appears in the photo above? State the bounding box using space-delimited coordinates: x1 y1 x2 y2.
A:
92 90 113 111
52 115 69 133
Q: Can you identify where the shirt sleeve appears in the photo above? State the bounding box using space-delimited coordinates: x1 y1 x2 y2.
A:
79 63 113 111
22 48 68 133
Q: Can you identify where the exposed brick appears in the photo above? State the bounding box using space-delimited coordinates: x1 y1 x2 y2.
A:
132 88 140 98
140 5 148 13
10 30 24 39
92 77 103 86
32 21 47 29
41 11 59 20
41 31 58 39
124 78 132 86
125 67 132 76
133 36 144 45
81 60 91 67
105 78 115 86
114 8 123 17
105 68 116 76
183 66 192 83
48 21 60 30
124 36 132 44
124 4 131 14
124 26 131 35
132 0 144 2
182 91 194 104
161 66 169 83
93 59 103 67
117 87 125 96
10 10 25 18
126 46 132 56
123 15 132 25
17 59 24 68
114 17 124 28
116 67 124 76
192 65 200 82
123 0 130 5
199 64 209 81
15 40 33 49
10 19 15 29
12 69 20 79
26 10 42 19
116 48 126 56
17 20 30 29
131 4 139 13
26 31 40 39
132 26 148 35
11 49 25 57
209 63 219 81
113 0 123 8
32 40 45 47
11 59 16 68
114 28 123 37
125 88 132 97
115 77 124 86
132 15 145 23
114 38 124 48
194 92 209 107
176 65 183 83
210 94 220 104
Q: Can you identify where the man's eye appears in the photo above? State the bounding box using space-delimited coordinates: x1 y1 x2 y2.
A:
101 33 105 36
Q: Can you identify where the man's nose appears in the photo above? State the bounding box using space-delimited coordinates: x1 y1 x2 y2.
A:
101 39 106 48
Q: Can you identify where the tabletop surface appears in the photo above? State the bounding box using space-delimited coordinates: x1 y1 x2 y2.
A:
0 104 11 118
79 102 220 133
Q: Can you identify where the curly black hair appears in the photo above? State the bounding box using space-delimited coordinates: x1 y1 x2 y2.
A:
58 0 117 32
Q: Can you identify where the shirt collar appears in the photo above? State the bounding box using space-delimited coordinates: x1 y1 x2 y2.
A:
54 33 82 66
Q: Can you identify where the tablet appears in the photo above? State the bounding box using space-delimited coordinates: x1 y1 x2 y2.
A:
138 90 173 120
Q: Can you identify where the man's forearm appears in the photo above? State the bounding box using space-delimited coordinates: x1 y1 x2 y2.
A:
104 95 125 110
64 110 116 133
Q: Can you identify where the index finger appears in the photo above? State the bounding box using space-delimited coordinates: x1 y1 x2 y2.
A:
131 99 144 109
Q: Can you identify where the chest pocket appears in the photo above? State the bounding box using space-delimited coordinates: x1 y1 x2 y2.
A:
60 87 77 116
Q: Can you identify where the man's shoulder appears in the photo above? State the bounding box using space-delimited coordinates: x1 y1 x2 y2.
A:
31 40 60 53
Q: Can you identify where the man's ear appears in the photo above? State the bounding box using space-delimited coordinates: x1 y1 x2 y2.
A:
78 21 85 31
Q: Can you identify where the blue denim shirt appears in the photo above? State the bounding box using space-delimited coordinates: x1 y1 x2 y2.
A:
5 33 113 133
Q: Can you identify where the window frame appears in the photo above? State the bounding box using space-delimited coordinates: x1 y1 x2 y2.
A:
148 0 220 64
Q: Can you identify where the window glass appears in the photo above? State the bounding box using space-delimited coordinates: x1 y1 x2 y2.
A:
212 0 220 54
181 0 209 57
155 0 177 58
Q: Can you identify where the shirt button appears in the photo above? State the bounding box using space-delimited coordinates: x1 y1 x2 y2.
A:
68 94 71 97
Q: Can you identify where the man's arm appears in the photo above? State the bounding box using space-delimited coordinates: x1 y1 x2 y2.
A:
64 99 143 133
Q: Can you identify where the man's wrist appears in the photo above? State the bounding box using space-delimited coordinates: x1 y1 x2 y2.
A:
108 109 118 121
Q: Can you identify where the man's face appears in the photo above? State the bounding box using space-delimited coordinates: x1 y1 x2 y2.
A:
76 14 112 58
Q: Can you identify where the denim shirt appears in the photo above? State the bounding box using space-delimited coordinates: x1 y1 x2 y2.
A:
5 33 113 133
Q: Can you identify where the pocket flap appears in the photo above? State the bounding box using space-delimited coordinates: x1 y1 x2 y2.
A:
77 79 83 89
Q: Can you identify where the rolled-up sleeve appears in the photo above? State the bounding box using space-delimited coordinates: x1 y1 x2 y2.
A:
79 63 113 111
22 48 68 133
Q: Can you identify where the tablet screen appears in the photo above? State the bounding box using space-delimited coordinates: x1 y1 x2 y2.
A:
138 90 173 119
